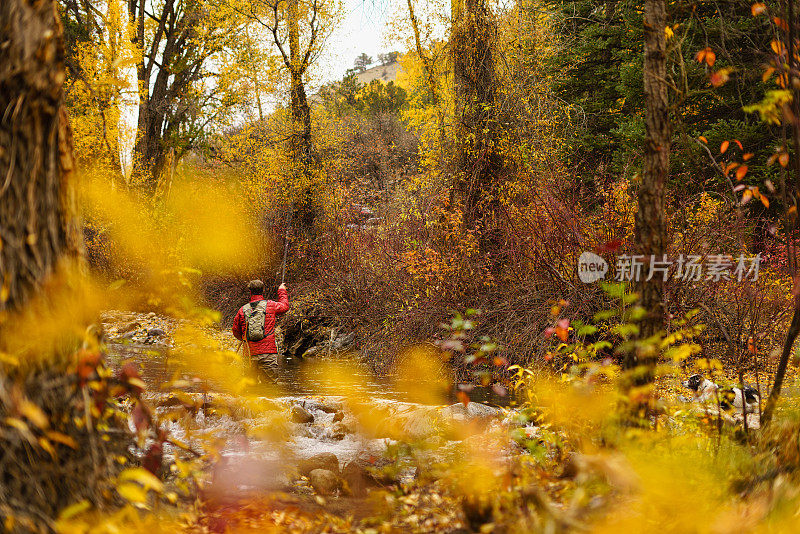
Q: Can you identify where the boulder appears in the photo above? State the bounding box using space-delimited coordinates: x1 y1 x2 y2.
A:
330 422 352 440
332 410 345 422
401 407 443 440
147 327 166 337
441 402 502 425
341 461 369 497
304 399 343 414
115 330 136 341
331 333 355 350
290 405 314 424
308 469 339 495
118 321 140 334
298 452 339 476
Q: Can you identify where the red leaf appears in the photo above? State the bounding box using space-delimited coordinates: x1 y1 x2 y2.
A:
493 356 508 367
555 326 569 342
720 140 730 154
773 17 789 31
751 3 766 16
596 238 622 253
736 165 748 180
710 69 731 87
143 441 163 476
131 402 150 433
695 49 707 64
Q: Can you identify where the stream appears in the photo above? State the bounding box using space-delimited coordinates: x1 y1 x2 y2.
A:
106 339 516 494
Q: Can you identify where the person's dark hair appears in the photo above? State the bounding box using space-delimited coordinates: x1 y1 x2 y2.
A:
247 279 265 296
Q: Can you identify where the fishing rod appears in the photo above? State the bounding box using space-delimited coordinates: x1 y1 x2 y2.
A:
236 200 294 356
278 201 293 285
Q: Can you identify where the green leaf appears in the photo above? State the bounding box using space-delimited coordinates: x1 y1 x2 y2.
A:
591 341 612 352
594 310 618 322
626 306 646 321
576 325 598 336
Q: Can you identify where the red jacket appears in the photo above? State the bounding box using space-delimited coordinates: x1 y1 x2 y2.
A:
232 289 289 355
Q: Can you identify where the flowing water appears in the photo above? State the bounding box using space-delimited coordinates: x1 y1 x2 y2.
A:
107 341 511 406
107 341 512 491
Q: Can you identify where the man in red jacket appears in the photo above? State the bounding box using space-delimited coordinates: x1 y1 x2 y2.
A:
232 280 290 376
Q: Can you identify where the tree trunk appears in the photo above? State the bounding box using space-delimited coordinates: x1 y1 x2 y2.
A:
288 0 315 234
633 0 670 347
450 0 505 267
762 0 800 427
0 0 82 313
407 0 445 148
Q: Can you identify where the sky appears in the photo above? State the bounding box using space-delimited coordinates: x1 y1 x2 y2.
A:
319 0 403 83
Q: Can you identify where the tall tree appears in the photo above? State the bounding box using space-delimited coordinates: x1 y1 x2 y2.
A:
60 0 138 185
759 0 800 427
0 0 82 312
634 0 669 343
122 0 250 196
243 0 335 233
354 52 374 72
450 0 505 265
405 0 445 148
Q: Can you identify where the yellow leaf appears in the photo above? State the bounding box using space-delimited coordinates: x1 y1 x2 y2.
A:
762 67 775 82
0 277 9 303
20 400 49 429
5 417 29 433
46 431 78 449
664 26 674 40
742 189 753 204
38 437 57 460
58 499 91 520
698 136 708 144
117 482 148 504
0 352 19 366
779 152 790 167
761 195 770 209
119 467 164 492
126 377 147 390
